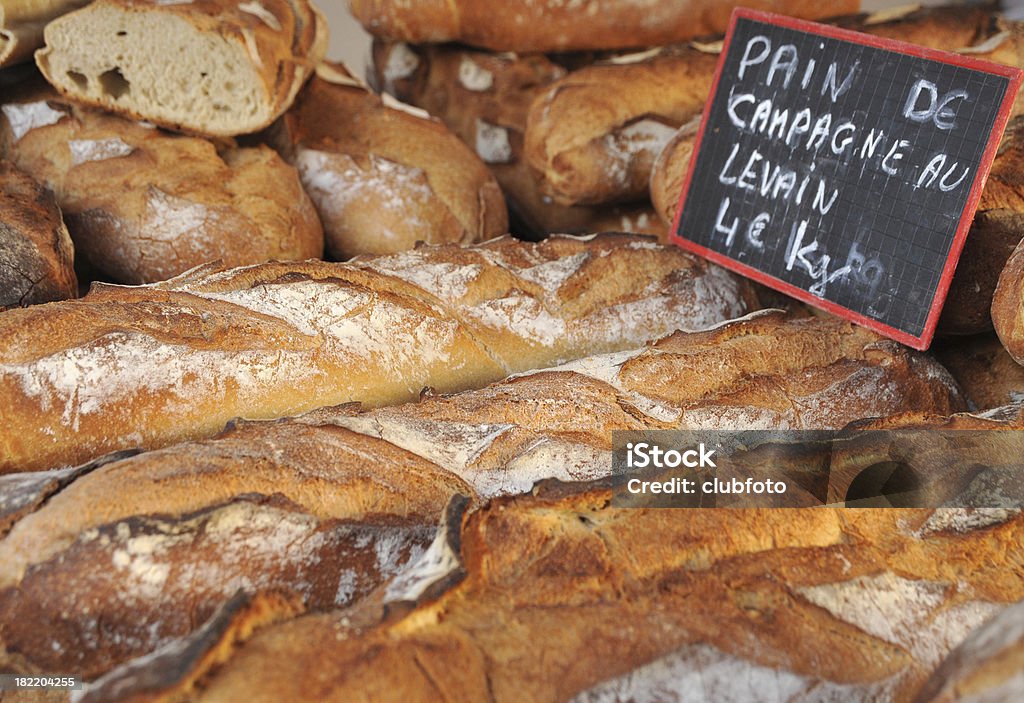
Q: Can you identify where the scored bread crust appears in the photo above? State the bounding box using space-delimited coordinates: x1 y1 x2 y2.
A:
350 0 854 53
267 62 508 259
0 82 324 284
993 234 1024 366
530 6 1024 208
933 334 1024 411
139 489 1024 703
0 160 76 309
0 234 755 474
34 0 328 137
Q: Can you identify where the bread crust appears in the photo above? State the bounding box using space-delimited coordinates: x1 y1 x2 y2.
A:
0 234 754 473
350 0 855 53
933 335 1024 411
0 0 89 68
534 6 1023 207
993 234 1024 365
267 62 507 259
1 82 324 283
0 159 76 309
34 0 328 137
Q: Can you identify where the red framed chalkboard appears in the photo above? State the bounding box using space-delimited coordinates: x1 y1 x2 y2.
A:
670 8 1022 349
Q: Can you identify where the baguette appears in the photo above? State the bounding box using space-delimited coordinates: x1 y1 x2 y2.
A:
0 0 88 68
369 41 670 240
103 489 1024 703
0 312 963 679
0 420 469 678
914 599 1024 702
0 234 755 473
349 0 855 53
1 83 323 284
0 159 76 309
267 62 507 259
993 235 1024 366
34 0 328 137
531 6 1024 207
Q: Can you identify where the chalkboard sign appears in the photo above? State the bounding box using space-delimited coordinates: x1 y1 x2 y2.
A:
671 9 1022 349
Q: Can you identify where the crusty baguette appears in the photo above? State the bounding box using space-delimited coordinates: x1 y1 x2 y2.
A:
267 62 507 259
933 334 1024 411
349 0 854 53
913 599 1024 702
369 41 671 240
1 82 323 284
0 234 755 474
993 234 1024 366
34 0 328 137
0 159 76 309
0 312 964 679
0 0 88 68
532 6 1023 207
0 420 469 678
100 487 1023 703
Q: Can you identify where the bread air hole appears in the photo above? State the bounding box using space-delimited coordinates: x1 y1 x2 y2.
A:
99 67 131 99
844 461 922 508
66 70 88 90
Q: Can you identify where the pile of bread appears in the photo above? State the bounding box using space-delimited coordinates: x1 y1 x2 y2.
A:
0 1 1023 701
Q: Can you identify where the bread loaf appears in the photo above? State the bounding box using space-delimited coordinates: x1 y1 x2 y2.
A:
0 419 469 678
350 0 855 53
0 234 755 473
0 159 76 309
267 62 507 259
97 488 1023 702
1 83 324 284
369 41 671 240
993 235 1024 366
0 0 88 68
35 0 328 137
536 5 1024 208
933 335 1024 411
914 599 1024 702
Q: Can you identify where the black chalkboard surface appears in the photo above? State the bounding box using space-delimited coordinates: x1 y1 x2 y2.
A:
671 9 1022 349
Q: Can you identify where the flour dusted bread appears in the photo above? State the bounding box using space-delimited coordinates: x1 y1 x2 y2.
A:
933 335 1024 411
0 234 755 473
0 159 76 309
0 0 89 68
35 0 328 137
537 5 1024 208
1 83 323 283
267 62 506 259
350 0 854 53
95 488 1024 702
370 41 668 239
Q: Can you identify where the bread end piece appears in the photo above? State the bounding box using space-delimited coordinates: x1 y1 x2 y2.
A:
35 0 327 137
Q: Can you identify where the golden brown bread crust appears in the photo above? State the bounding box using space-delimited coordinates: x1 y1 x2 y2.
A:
0 0 90 68
267 62 507 259
135 489 1024 703
933 335 1024 411
35 0 328 137
0 159 76 309
541 6 1023 208
0 83 324 284
350 0 855 53
0 234 755 473
369 41 671 239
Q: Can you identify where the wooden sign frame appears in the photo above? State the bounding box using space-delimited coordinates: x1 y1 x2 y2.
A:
670 8 1023 349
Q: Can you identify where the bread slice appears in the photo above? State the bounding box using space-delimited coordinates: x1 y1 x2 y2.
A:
34 0 328 137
